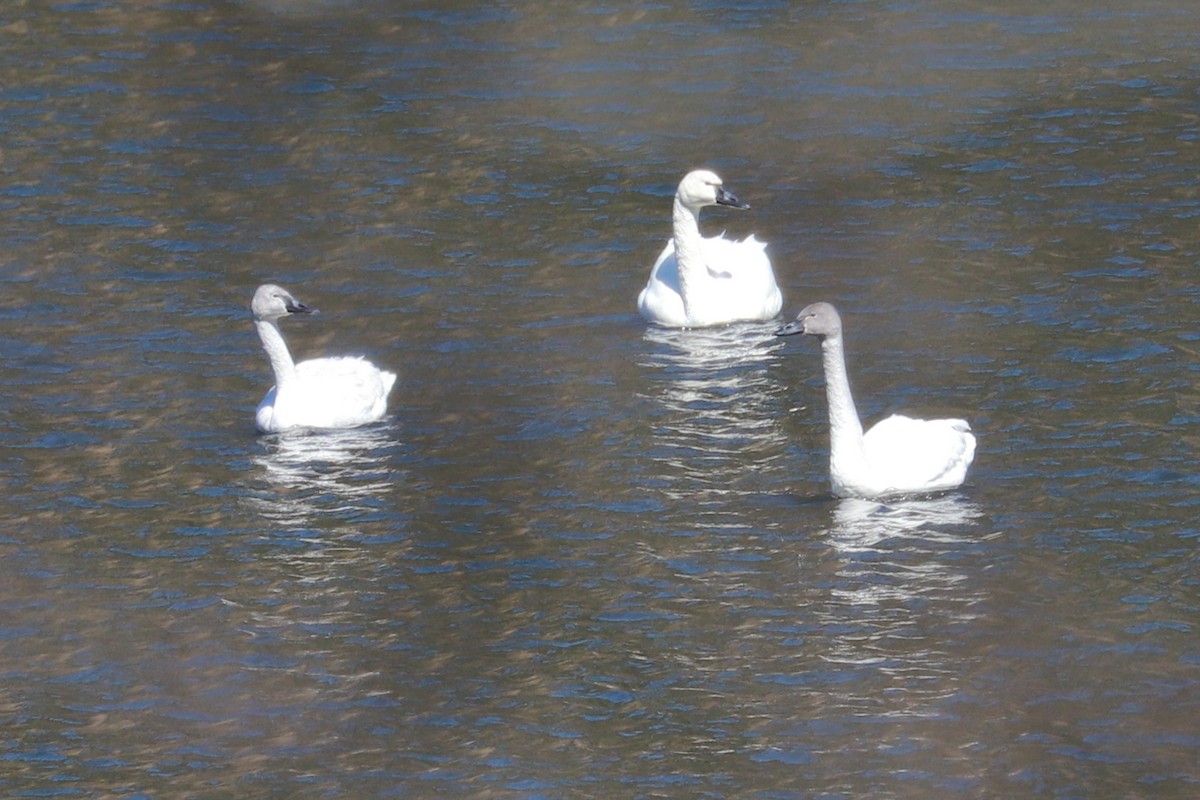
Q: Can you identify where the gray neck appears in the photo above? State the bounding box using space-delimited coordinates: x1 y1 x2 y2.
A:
820 333 867 470
256 318 297 388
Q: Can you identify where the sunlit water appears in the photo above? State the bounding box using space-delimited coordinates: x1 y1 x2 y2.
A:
2 1 1198 798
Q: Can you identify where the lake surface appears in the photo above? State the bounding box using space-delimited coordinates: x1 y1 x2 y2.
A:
2 1 1198 797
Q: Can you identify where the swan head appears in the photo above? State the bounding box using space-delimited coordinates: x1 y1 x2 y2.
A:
775 302 842 339
676 169 751 213
252 284 319 322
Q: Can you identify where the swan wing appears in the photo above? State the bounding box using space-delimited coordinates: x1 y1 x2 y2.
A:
638 243 689 326
285 357 395 429
862 414 976 494
697 234 782 322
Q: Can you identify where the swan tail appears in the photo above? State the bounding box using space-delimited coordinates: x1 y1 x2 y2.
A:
381 370 398 397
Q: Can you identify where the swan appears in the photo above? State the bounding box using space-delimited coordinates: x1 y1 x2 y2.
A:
775 302 976 499
638 169 783 328
251 283 397 434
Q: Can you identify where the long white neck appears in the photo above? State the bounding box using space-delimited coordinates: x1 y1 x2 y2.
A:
672 198 706 320
256 318 297 389
820 333 868 479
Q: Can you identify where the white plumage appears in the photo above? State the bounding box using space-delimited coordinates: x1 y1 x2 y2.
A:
251 284 397 434
776 302 976 499
638 169 783 328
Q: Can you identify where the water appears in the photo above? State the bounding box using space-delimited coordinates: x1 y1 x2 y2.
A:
2 1 1198 797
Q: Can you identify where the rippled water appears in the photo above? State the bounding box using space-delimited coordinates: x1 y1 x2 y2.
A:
2 1 1199 797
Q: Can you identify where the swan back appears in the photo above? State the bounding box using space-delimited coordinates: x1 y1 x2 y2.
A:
858 414 976 496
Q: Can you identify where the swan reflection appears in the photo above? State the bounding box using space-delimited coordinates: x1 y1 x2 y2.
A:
821 493 987 612
810 494 992 710
828 494 985 550
248 423 398 527
640 323 788 497
642 321 783 370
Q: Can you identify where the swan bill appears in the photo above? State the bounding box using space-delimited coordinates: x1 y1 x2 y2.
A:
715 186 750 210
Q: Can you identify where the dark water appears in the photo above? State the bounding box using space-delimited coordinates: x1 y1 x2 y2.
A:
2 1 1198 797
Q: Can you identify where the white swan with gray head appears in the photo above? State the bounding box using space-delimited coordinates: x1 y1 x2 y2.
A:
638 169 783 327
251 283 397 433
776 302 976 499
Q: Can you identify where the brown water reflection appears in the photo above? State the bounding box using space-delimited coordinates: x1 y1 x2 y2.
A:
2 0 1199 798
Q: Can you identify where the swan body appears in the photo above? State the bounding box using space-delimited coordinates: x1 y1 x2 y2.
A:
251 284 396 434
638 169 783 328
776 302 975 499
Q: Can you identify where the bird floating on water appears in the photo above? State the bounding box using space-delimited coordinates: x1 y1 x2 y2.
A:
638 169 782 328
776 302 975 499
251 283 396 434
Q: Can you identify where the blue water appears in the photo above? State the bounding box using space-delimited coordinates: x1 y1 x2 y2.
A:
1 1 1198 797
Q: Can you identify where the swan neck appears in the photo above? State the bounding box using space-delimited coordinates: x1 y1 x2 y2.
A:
820 333 866 457
256 318 297 387
671 198 705 316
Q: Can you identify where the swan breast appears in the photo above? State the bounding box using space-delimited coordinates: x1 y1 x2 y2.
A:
639 234 780 327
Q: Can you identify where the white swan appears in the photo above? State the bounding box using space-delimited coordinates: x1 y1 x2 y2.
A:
776 302 976 499
638 169 783 328
251 284 397 434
